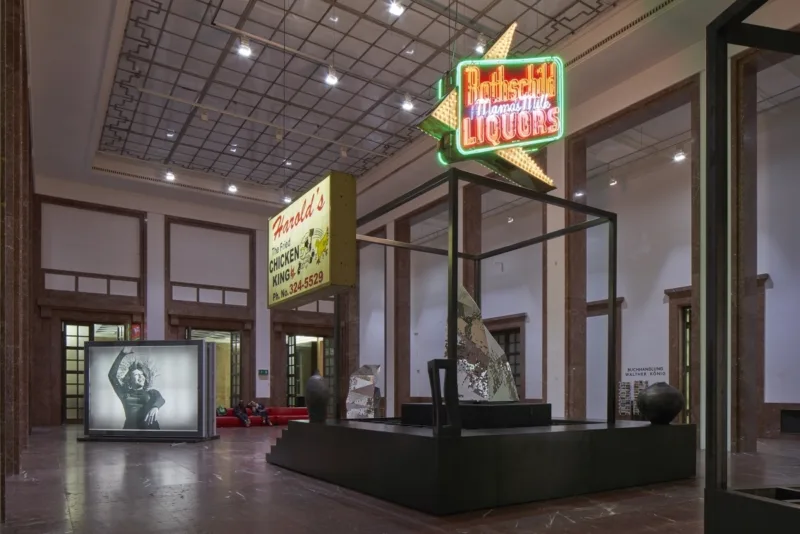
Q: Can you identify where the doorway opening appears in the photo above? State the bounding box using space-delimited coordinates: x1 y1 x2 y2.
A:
188 329 241 409
679 306 692 424
286 334 334 415
62 322 128 423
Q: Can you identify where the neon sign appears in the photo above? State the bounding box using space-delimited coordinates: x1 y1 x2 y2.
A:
417 23 562 193
456 57 564 156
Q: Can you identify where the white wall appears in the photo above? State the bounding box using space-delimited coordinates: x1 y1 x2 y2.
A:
409 234 448 397
480 198 545 400
585 155 692 403
37 176 273 397
359 243 386 394
758 98 800 403
41 203 140 278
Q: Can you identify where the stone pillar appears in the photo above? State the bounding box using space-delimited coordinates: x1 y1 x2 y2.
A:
338 253 359 418
564 137 588 420
731 58 759 453
1 0 33 518
462 185 482 300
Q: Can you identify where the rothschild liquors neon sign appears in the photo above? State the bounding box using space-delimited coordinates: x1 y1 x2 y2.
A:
458 57 563 155
418 23 562 192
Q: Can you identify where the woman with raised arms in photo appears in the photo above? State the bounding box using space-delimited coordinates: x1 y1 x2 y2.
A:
108 348 165 430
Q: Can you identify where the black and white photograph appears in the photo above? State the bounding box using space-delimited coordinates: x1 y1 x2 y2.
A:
86 343 201 433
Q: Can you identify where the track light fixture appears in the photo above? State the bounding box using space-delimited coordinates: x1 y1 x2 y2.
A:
325 65 339 86
673 150 687 162
402 94 414 111
237 36 252 58
609 177 618 186
165 170 175 181
228 184 238 193
389 1 405 16
475 34 487 54
166 129 175 139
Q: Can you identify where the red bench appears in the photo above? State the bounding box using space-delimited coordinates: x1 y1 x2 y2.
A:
216 407 309 427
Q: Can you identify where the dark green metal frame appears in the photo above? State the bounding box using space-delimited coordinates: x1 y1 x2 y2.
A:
356 168 619 425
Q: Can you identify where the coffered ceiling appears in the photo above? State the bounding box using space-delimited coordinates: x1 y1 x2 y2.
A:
98 0 616 194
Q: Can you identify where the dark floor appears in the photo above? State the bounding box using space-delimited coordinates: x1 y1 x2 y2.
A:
2 426 800 534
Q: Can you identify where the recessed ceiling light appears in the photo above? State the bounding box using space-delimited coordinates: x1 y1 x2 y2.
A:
329 15 339 22
389 1 405 16
507 216 514 224
285 160 292 166
574 191 585 198
325 65 339 86
402 94 414 111
609 178 618 186
237 36 252 58
230 144 238 153
475 34 487 54
228 184 238 193
673 150 687 162
405 48 414 55
283 195 292 204
165 170 175 181
166 129 175 139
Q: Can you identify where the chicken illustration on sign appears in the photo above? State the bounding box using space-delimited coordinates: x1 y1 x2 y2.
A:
418 22 563 193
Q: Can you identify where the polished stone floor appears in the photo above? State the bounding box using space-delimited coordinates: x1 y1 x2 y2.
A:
2 425 800 533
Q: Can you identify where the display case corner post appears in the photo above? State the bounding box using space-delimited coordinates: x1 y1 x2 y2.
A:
447 173 459 362
607 214 618 425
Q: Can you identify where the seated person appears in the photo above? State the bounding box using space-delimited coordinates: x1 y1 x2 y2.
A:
233 401 250 427
248 400 272 426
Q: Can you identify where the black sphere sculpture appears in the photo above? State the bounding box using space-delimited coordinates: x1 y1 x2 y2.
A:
305 371 329 423
636 382 684 425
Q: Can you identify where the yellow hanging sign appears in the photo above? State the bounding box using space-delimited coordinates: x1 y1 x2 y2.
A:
267 172 356 309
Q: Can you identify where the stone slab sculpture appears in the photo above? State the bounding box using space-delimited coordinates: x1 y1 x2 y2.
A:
445 285 519 402
346 364 382 419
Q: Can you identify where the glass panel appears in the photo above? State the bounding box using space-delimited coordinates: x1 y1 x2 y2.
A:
66 398 77 408
66 349 77 360
66 325 77 336
78 361 84 371
66 361 77 371
78 385 84 395
66 336 77 348
66 409 77 420
66 374 77 385
78 374 84 384
67 385 77 395
78 326 89 336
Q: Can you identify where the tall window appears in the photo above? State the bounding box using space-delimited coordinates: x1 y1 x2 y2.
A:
491 328 523 394
680 306 692 424
323 338 336 417
286 335 297 407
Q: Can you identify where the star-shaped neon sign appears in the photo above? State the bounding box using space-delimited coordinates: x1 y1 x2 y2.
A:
418 23 563 192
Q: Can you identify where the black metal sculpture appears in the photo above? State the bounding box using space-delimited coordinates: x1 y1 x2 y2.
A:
427 359 462 437
305 370 329 423
636 382 684 425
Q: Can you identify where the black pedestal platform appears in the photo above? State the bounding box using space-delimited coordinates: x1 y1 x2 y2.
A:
267 419 696 515
706 487 800 533
401 402 552 429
